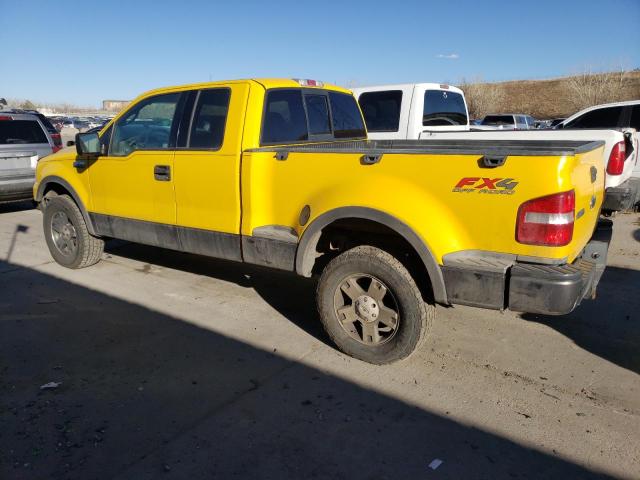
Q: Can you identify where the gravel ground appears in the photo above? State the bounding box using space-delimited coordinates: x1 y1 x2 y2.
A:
0 203 639 479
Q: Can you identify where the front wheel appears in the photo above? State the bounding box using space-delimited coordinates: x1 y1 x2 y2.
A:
43 194 104 269
316 245 434 364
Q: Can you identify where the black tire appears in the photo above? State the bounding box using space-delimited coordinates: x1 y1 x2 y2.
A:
43 194 104 269
316 245 434 364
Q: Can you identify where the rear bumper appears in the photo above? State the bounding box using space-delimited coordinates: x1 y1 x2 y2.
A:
442 219 612 315
603 178 640 212
0 170 36 202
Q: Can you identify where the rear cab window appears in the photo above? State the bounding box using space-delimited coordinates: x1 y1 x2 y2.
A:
329 91 366 139
358 90 403 132
261 88 365 145
0 118 48 145
423 90 467 126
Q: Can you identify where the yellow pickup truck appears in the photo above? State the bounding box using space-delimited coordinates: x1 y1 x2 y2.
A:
34 78 611 364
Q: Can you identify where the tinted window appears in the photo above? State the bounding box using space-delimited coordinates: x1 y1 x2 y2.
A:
189 89 230 149
629 106 640 130
358 90 402 132
482 115 514 126
423 90 467 126
111 93 180 156
305 94 331 135
564 107 623 129
0 120 48 144
328 92 366 139
36 114 57 133
262 90 308 144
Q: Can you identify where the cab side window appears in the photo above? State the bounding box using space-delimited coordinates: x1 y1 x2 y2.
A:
629 105 640 130
262 90 309 144
565 107 623 129
110 93 181 156
188 89 231 149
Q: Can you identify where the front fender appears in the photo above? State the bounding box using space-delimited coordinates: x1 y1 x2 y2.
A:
36 154 96 235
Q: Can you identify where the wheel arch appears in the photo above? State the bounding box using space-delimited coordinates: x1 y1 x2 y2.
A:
295 207 447 304
36 176 97 236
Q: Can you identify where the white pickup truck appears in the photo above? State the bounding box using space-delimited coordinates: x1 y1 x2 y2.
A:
352 84 638 212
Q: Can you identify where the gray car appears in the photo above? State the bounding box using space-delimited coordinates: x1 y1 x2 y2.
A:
0 112 55 203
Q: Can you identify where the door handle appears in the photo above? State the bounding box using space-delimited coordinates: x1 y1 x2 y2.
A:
154 165 171 181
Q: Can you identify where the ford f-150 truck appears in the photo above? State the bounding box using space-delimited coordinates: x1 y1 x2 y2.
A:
34 78 611 364
353 84 638 213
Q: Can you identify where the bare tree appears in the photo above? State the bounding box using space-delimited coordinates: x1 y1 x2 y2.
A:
565 67 629 110
458 77 506 119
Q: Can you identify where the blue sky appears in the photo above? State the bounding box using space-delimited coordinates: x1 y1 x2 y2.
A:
1 0 638 107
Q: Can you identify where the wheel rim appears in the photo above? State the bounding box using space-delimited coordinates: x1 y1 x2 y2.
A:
333 274 400 346
50 211 78 257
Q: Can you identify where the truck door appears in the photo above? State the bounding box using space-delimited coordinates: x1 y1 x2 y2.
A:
172 83 249 261
89 92 182 225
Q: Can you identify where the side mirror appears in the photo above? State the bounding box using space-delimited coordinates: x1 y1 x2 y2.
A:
75 132 100 156
66 140 75 147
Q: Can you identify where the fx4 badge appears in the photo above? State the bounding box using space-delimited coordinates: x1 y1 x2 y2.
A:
453 177 518 195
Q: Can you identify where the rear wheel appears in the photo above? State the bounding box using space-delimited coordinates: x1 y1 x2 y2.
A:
43 194 104 269
317 245 434 364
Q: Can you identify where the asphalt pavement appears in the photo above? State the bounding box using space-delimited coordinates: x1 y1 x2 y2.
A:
1 202 639 479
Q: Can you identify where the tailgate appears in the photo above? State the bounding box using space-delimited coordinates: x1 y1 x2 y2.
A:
570 145 605 260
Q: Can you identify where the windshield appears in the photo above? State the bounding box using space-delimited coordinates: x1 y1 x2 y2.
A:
422 90 467 126
481 115 514 126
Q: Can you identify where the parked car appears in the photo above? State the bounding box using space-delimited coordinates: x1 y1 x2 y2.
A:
0 109 63 152
557 100 640 211
47 116 65 131
0 113 56 202
352 83 636 213
474 114 534 130
34 78 611 364
61 118 90 132
549 118 566 128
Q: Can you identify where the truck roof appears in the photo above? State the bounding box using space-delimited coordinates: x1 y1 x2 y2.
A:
352 83 464 94
137 78 352 101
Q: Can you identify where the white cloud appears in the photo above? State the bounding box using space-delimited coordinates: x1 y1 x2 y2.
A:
436 53 460 59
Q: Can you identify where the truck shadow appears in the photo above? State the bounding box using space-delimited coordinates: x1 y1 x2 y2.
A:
104 241 328 345
522 266 640 375
107 242 640 377
0 257 614 480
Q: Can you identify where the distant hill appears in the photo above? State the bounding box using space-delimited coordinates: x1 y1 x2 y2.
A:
460 70 640 120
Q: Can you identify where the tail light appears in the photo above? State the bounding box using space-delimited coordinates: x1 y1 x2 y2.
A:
606 141 625 175
516 190 575 246
51 133 62 153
